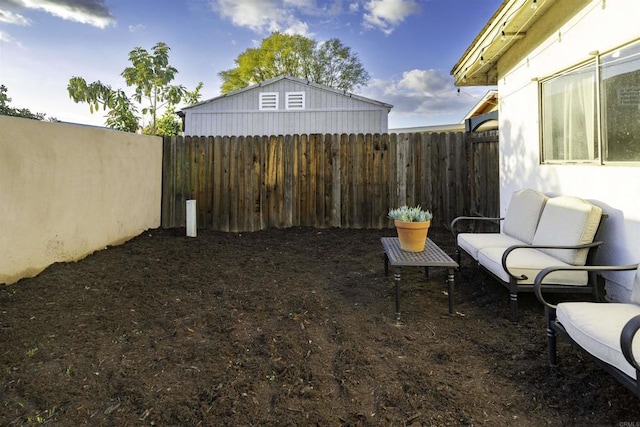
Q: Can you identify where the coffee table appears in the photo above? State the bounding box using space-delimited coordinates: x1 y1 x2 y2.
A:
382 237 458 320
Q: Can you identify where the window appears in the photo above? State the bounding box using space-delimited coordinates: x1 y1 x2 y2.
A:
286 92 305 110
541 63 598 162
601 42 640 161
540 39 640 163
259 92 278 110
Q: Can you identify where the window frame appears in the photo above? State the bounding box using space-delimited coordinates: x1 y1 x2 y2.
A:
539 60 599 165
539 38 640 165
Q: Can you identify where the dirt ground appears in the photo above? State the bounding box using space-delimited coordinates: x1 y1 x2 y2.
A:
2 226 639 426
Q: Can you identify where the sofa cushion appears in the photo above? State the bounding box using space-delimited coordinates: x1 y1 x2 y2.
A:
557 302 640 379
531 196 602 265
457 233 524 261
502 189 549 244
477 246 589 285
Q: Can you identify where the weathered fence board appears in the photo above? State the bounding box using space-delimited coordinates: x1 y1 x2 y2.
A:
162 131 499 231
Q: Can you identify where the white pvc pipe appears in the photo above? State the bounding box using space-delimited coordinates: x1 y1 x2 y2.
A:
186 199 197 237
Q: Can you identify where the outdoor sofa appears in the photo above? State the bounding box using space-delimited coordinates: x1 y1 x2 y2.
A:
534 263 640 397
451 189 605 321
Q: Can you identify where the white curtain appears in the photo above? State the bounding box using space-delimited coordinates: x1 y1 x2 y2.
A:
561 71 596 160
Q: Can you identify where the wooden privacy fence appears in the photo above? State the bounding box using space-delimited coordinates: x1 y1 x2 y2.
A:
161 131 498 232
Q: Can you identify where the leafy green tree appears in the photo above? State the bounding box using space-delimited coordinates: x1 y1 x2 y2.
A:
105 90 139 132
219 32 370 93
0 85 46 120
68 42 202 134
150 105 182 136
147 82 202 136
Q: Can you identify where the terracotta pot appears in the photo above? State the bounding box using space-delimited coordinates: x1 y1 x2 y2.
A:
394 219 430 252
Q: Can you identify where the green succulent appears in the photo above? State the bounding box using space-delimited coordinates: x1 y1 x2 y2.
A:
388 205 433 222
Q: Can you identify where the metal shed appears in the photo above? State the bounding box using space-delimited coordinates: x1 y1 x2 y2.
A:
179 75 393 136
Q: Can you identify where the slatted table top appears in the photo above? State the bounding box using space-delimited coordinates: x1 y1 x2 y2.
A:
381 237 458 268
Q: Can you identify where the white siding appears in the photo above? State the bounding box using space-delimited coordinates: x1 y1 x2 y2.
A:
184 78 389 136
498 0 640 301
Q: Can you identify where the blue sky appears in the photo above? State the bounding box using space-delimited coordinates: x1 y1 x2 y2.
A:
0 0 501 129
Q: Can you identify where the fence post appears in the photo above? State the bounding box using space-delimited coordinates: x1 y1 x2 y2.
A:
396 133 408 207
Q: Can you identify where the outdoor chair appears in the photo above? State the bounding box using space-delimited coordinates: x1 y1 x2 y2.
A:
534 263 640 398
451 189 605 321
451 188 548 265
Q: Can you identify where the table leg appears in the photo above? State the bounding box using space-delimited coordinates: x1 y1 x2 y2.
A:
447 268 455 315
384 253 389 277
394 270 401 320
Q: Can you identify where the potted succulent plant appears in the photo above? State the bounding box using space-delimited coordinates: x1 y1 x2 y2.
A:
388 205 433 252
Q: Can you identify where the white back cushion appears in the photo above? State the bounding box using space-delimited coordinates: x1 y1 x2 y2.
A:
502 189 548 244
531 196 602 265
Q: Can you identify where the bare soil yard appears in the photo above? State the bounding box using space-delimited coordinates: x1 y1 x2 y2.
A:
1 227 639 425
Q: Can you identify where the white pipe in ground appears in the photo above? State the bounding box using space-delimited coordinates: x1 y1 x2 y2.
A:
186 199 197 237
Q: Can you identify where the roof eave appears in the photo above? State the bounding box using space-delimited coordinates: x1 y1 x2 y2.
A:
451 0 554 87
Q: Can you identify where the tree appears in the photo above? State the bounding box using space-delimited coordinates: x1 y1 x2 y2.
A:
0 85 46 121
145 82 202 136
68 42 202 134
151 105 182 136
219 32 370 93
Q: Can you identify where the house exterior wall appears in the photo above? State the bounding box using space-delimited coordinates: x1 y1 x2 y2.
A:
184 79 389 136
0 116 162 285
497 0 640 301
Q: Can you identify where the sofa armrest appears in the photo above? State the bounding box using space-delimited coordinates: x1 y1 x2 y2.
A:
532 263 639 309
500 241 605 282
621 314 640 373
450 216 504 238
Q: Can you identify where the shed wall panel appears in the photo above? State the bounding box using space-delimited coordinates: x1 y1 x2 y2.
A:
184 78 390 136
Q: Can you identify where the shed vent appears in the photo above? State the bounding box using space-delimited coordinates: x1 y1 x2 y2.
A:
286 92 305 110
259 92 278 110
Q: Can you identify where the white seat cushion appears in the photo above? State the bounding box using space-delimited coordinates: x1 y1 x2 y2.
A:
531 196 602 266
502 189 548 244
557 302 640 379
477 246 589 285
457 233 524 261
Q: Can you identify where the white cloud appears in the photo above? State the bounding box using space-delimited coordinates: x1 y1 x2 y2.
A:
211 0 331 36
5 0 115 28
0 8 29 45
0 29 15 42
360 69 487 126
128 23 145 33
283 0 314 8
282 20 309 36
212 0 423 37
0 9 31 25
214 0 286 33
398 69 450 96
363 0 420 35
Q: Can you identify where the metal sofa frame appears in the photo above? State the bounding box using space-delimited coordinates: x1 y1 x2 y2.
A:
451 214 607 322
534 264 640 398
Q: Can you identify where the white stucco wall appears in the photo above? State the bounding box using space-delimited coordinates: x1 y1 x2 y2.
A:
497 0 640 301
0 117 162 285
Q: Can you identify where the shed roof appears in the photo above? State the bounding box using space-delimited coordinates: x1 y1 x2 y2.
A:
180 75 393 113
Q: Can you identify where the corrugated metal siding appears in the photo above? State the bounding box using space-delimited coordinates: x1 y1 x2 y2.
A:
184 79 389 136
